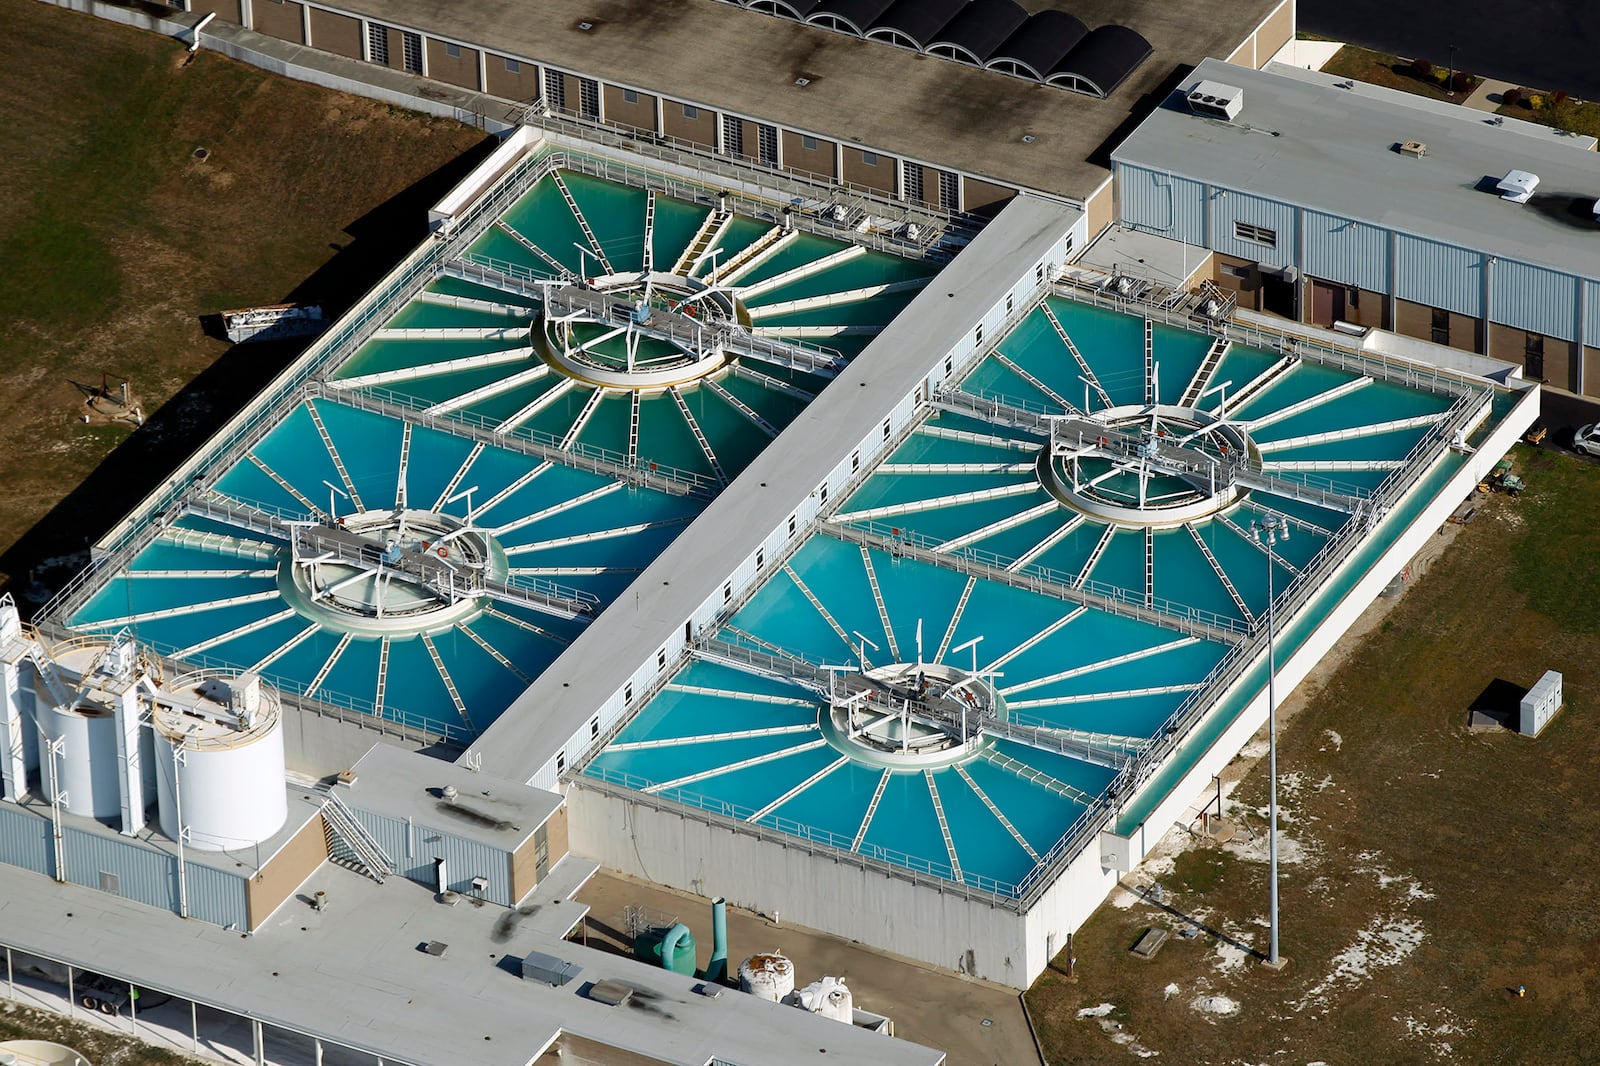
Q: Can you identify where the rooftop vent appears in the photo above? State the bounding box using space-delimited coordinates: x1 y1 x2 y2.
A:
522 951 582 988
1498 169 1540 204
1397 141 1428 158
1186 80 1243 121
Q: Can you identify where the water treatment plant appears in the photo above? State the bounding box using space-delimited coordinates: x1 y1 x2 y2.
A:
0 0 1575 1061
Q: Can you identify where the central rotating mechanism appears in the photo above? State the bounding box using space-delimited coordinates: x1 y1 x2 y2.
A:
539 271 750 389
821 657 1004 769
1042 403 1255 527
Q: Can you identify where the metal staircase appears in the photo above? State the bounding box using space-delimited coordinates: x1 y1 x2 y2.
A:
319 789 393 883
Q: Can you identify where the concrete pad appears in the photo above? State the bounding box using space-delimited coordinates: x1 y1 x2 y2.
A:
575 870 1041 1066
1267 38 1346 72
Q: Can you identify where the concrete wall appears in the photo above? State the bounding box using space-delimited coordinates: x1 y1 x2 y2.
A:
841 147 895 194
425 38 480 91
780 130 837 180
306 8 361 60
569 784 1030 985
251 0 304 45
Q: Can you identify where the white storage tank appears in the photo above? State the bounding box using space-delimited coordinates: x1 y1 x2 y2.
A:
789 976 853 1023
737 953 795 1002
38 642 156 820
154 672 287 851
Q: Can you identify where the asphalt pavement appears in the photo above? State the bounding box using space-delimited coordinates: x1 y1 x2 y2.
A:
1298 0 1600 100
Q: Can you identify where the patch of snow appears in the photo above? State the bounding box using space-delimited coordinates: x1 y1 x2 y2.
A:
1212 937 1254 972
1190 994 1240 1016
1163 982 1181 999
1077 1002 1117 1019
1323 729 1342 751
1296 916 1427 1011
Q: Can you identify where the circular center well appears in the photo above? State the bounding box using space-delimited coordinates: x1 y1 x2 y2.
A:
539 271 749 389
821 661 1004 769
1041 404 1254 528
278 509 506 634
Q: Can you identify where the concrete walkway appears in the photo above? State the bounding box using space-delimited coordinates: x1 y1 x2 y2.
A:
1463 76 1519 113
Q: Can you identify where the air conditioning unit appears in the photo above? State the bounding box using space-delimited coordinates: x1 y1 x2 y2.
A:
1186 80 1244 121
1497 169 1540 204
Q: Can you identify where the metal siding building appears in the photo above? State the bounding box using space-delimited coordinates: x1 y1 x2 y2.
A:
1111 57 1600 383
1208 189 1296 268
1303 209 1389 293
1116 165 1206 246
1492 259 1578 338
0 805 49 875
1394 234 1483 318
62 826 175 911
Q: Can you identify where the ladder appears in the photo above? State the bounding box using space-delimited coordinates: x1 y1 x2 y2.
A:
320 789 393 883
1180 336 1229 408
305 403 363 511
1144 319 1155 404
674 209 732 277
493 220 574 280
627 390 641 465
1041 302 1112 408
551 171 612 275
669 387 729 485
641 191 656 272
374 638 390 711
1144 528 1155 609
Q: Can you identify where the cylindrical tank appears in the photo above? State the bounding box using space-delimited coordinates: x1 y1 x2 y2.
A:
0 1041 93 1066
38 643 157 821
154 673 287 851
738 953 795 1002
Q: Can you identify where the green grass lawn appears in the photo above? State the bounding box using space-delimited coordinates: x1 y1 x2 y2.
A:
1321 45 1480 103
1028 444 1600 1063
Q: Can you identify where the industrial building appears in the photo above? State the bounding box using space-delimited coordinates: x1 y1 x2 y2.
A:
0 0 1571 1061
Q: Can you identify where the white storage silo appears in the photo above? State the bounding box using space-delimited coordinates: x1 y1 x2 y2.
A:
38 641 157 821
153 672 287 851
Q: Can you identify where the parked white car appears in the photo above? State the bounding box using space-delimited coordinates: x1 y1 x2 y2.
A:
1574 423 1600 456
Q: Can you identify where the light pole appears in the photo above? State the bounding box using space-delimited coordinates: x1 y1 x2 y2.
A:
1447 45 1457 98
1252 513 1288 968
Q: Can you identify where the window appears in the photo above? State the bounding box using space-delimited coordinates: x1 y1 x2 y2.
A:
623 88 638 104
579 77 600 119
723 581 733 603
1347 287 1360 309
851 451 860 473
1430 308 1450 345
656 648 667 669
545 70 566 112
882 418 891 441
861 151 878 166
904 162 924 203
757 124 779 167
1525 333 1545 379
722 114 743 157
367 23 389 65
401 31 422 74
555 751 566 773
1036 262 1046 283
683 103 699 120
1222 263 1251 280
445 42 461 58
505 57 521 73
590 717 600 739
801 135 818 151
1006 293 1014 315
818 483 829 505
944 356 953 376
788 515 797 536
938 170 959 211
99 871 120 893
974 324 984 345
624 682 634 703
1233 221 1276 247
756 548 765 569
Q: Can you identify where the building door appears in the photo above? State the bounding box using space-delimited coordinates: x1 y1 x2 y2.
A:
1309 279 1345 326
1260 271 1296 320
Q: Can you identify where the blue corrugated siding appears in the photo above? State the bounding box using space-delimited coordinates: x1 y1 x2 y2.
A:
64 827 175 911
1116 165 1205 246
0 805 50 875
1588 280 1600 347
185 863 249 929
1209 191 1296 268
1395 234 1482 316
1303 210 1388 292
348 807 513 904
1492 259 1577 339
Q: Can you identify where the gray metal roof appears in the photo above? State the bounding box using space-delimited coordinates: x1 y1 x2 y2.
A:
0 859 945 1065
347 744 561 850
469 194 1081 782
1112 59 1600 280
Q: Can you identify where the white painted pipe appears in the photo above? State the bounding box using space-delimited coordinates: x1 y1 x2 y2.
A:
189 12 215 52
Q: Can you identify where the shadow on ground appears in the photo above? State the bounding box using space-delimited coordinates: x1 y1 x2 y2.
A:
0 135 498 613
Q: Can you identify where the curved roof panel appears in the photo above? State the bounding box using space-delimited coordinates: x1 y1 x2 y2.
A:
986 10 1088 81
808 0 898 37
925 0 1027 65
749 0 826 19
865 0 967 49
1048 24 1153 97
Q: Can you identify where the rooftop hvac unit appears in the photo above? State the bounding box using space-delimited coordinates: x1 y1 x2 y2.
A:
1497 169 1540 203
1185 80 1243 121
521 951 582 987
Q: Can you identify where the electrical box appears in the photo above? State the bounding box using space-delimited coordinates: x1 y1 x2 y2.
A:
1520 670 1563 737
522 950 582 987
